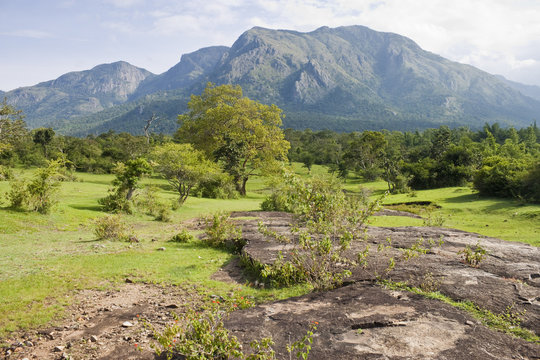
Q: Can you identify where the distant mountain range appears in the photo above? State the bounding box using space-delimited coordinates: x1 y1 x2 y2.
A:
5 25 540 135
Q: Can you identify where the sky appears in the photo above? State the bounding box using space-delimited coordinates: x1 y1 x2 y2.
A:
1 0 540 91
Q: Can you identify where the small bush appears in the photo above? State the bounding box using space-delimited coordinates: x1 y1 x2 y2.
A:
135 186 172 221
98 188 132 214
0 165 13 181
193 173 238 199
169 230 194 243
458 242 487 267
203 212 243 251
93 215 129 241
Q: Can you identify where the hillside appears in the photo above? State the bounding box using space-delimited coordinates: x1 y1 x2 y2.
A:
6 25 540 134
6 61 154 128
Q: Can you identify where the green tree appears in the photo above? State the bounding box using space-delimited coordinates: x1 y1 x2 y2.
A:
150 143 222 204
32 127 55 159
176 83 290 195
0 98 27 155
99 158 152 213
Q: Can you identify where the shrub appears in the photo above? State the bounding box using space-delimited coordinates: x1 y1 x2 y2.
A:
98 188 132 214
193 173 238 199
6 160 64 214
145 309 275 360
93 215 129 241
0 165 13 180
203 212 243 251
458 242 487 267
135 186 172 221
169 230 194 243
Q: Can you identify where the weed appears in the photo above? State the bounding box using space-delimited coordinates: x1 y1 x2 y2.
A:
93 215 129 241
287 321 317 360
169 230 195 243
459 242 487 267
203 211 243 251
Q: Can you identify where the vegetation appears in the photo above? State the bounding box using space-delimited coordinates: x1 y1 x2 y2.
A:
176 83 289 195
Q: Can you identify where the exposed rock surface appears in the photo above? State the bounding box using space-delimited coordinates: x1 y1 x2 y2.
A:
231 210 540 358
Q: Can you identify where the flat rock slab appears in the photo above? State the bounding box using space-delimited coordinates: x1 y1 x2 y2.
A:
232 211 540 335
225 282 540 359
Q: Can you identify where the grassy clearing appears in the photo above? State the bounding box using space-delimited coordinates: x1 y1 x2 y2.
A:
0 165 538 337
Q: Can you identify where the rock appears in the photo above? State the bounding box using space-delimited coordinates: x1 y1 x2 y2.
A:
90 335 98 342
129 236 140 243
165 303 179 308
157 247 166 251
24 340 34 347
122 321 134 328
125 278 134 283
53 345 65 352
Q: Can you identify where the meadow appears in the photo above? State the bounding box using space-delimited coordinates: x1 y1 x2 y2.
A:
0 164 538 339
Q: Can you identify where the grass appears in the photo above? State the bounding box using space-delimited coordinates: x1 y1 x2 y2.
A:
0 165 538 338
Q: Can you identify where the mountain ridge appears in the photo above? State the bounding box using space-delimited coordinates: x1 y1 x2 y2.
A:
5 25 540 134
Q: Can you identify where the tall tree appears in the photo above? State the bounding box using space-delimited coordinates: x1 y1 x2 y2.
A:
33 127 55 159
176 83 290 195
0 98 27 154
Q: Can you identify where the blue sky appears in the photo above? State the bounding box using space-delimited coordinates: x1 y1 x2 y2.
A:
1 0 540 91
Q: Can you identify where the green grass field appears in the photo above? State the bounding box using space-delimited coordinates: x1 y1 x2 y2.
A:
0 165 538 337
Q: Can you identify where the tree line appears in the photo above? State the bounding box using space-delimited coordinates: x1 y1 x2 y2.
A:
1 87 539 208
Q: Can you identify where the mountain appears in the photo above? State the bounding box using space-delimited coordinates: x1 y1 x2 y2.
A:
6 26 540 134
5 61 154 128
496 75 540 101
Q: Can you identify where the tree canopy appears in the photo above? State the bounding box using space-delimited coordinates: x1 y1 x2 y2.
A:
175 83 290 195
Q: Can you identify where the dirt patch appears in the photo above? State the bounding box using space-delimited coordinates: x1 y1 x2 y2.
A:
2 283 206 360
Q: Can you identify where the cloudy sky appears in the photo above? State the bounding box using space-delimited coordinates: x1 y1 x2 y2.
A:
1 0 540 91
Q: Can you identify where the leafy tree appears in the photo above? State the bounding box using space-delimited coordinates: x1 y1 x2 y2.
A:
32 127 55 159
99 158 152 213
0 98 27 155
7 159 65 214
473 156 529 198
176 83 289 195
150 143 222 204
343 131 386 180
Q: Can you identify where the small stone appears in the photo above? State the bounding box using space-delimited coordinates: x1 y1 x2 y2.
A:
129 236 139 243
24 340 34 347
125 278 134 283
22 358 30 360
54 345 65 352
13 347 23 353
465 320 475 326
90 335 98 342
157 247 166 251
122 321 134 328
165 304 179 308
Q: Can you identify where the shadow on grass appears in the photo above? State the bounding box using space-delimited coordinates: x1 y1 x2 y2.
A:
442 193 480 204
69 204 103 212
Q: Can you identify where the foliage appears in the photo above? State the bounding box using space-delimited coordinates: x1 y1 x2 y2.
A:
32 127 55 158
93 214 129 241
169 230 195 243
0 98 28 155
135 186 172 222
203 211 244 251
6 159 65 214
259 170 384 290
150 143 222 204
192 172 238 199
145 309 275 360
99 158 152 213
458 242 488 267
287 322 317 360
0 165 13 181
176 83 290 195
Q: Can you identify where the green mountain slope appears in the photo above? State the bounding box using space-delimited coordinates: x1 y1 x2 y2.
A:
5 61 154 128
7 25 540 134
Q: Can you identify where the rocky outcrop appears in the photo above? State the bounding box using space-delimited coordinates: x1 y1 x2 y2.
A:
227 211 540 358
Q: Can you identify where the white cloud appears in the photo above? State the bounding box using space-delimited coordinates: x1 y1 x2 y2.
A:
1 29 53 39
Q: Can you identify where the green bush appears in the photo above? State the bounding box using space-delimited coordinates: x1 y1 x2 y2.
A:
135 186 172 221
203 212 243 251
0 165 13 181
473 156 528 198
169 230 194 243
193 173 238 199
6 160 64 214
93 215 129 241
98 188 132 214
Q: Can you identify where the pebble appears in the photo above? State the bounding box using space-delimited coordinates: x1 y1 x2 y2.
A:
54 345 65 352
157 247 166 251
24 340 34 347
90 335 98 342
122 321 134 327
